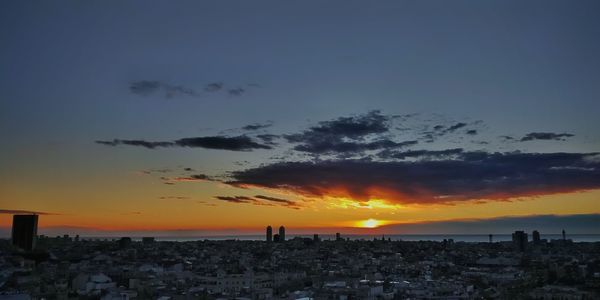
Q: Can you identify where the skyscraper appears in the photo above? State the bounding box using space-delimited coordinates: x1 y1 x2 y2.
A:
336 232 341 241
12 214 38 251
278 225 285 242
512 230 528 252
266 226 272 242
532 230 540 243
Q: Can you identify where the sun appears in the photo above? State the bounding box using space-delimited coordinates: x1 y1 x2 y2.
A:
357 218 381 228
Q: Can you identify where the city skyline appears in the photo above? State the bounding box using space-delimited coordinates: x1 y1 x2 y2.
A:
1 0 600 236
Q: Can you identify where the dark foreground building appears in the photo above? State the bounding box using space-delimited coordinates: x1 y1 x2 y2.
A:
12 214 38 251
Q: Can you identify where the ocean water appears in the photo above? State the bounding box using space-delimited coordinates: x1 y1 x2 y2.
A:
138 234 600 243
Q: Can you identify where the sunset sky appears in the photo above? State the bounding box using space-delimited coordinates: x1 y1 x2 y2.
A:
1 1 599 236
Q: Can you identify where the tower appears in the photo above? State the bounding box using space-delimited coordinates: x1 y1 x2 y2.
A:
532 230 540 243
266 226 272 242
489 234 493 243
12 214 38 251
336 232 341 241
562 229 566 240
278 225 285 242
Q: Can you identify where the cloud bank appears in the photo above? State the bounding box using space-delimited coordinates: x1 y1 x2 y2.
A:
228 151 600 204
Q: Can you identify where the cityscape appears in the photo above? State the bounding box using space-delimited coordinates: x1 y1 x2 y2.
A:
1 214 600 299
2 1 600 299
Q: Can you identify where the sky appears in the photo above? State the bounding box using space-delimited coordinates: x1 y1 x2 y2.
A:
1 0 600 236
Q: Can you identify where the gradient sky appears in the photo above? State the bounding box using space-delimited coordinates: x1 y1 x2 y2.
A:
1 0 599 235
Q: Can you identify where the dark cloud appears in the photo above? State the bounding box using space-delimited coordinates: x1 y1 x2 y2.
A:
228 151 600 205
418 120 481 143
446 122 468 132
0 209 60 215
214 196 255 203
189 174 213 180
242 122 273 131
214 195 301 209
158 196 191 200
168 174 218 182
254 195 301 209
96 135 271 151
174 136 271 151
96 139 174 149
284 111 415 156
520 132 575 142
287 110 390 142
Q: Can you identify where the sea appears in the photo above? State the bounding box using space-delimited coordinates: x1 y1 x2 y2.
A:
110 234 600 243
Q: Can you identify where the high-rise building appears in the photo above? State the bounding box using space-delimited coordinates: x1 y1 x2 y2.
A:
489 234 493 243
266 226 272 242
512 230 528 252
336 232 341 241
278 226 285 242
562 229 566 240
313 234 319 242
532 230 540 243
12 214 38 251
273 234 280 242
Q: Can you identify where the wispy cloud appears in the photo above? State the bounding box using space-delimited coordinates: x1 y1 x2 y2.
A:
242 122 274 131
214 195 301 209
130 80 197 98
0 209 61 215
96 135 272 151
129 80 255 99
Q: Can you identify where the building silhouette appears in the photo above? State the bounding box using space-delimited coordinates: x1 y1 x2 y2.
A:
489 234 493 243
278 226 285 242
12 214 38 251
266 226 272 242
532 230 541 244
512 230 528 252
273 233 280 242
562 229 566 240
336 232 341 241
313 234 319 242
142 237 155 244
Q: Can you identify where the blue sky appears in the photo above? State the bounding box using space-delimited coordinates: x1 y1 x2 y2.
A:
1 1 599 234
